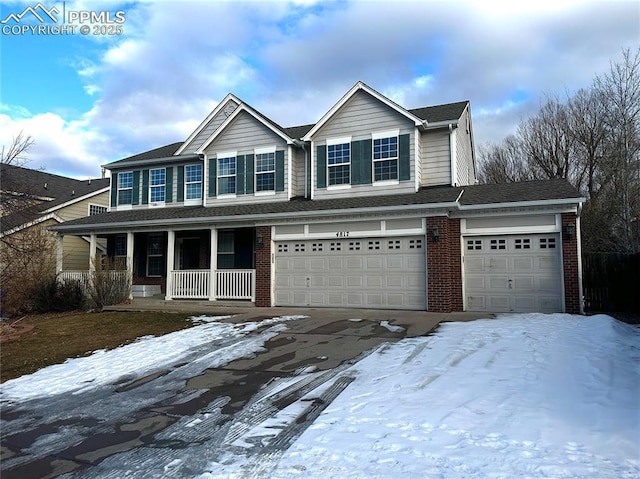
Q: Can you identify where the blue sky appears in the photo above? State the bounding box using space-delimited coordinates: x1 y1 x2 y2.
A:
1 0 638 178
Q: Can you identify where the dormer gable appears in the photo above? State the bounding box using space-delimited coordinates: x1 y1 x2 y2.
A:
302 81 424 141
177 94 243 155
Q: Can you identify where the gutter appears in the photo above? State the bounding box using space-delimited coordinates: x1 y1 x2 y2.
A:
51 200 462 233
103 154 201 170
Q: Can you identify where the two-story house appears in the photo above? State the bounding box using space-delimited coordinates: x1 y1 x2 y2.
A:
53 82 585 313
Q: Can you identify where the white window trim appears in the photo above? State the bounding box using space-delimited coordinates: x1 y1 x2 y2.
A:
326 136 351 146
217 151 237 196
372 132 399 183
255 149 276 193
326 139 351 187
184 163 203 204
88 203 108 215
149 167 166 204
117 170 133 206
372 129 399 140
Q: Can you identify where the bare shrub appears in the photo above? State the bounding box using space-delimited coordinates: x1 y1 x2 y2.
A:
86 256 131 310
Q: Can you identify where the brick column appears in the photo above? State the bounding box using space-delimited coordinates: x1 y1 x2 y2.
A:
255 226 272 307
562 213 580 314
427 217 463 312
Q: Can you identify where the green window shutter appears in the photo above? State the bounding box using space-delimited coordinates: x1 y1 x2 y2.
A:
165 167 173 203
245 154 254 194
276 150 285 192
177 166 184 202
236 155 245 195
351 140 362 185
110 173 118 207
135 170 143 205
316 145 327 189
399 133 411 181
209 158 217 197
362 139 372 184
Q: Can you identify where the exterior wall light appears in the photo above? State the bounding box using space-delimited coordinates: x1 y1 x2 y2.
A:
431 226 440 243
256 232 264 248
564 222 575 240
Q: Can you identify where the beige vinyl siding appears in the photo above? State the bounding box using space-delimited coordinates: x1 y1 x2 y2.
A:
181 100 239 154
455 108 475 186
313 90 415 200
420 129 451 187
205 110 290 205
63 234 91 270
56 191 110 222
291 147 306 197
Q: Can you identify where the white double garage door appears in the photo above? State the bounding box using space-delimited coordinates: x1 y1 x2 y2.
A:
274 233 563 313
274 236 426 310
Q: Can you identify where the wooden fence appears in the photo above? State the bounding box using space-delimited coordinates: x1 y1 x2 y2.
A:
582 252 640 313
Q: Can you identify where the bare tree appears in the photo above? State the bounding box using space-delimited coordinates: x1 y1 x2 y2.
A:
1 131 34 166
478 48 640 252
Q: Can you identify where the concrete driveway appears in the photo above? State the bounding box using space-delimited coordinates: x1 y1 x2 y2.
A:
0 307 487 478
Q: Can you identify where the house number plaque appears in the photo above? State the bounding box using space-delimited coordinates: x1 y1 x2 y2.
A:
336 231 350 238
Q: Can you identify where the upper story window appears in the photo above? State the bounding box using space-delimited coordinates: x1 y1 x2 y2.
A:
150 168 166 203
328 142 350 186
218 155 236 195
89 204 107 216
185 164 203 200
256 151 275 192
373 135 398 181
117 171 133 205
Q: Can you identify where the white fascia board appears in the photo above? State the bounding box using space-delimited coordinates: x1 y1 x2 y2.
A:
40 187 110 214
458 197 585 211
1 212 63 238
196 105 294 154
422 119 460 130
52 201 460 234
302 81 423 141
104 155 201 171
176 94 242 155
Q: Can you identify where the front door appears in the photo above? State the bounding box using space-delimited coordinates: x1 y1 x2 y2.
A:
178 238 201 269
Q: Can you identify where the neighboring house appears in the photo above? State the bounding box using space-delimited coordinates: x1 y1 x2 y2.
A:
52 81 585 313
0 164 110 271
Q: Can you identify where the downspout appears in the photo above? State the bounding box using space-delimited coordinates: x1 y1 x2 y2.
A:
449 123 456 187
303 142 309 199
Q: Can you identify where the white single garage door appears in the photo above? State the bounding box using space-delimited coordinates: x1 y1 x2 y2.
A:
464 234 563 313
275 237 426 310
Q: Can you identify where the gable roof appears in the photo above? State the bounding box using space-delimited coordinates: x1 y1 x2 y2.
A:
302 81 425 141
175 94 243 155
52 179 583 234
196 102 297 154
0 164 110 234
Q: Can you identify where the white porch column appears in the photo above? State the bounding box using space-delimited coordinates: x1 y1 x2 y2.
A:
165 229 175 300
89 234 97 272
126 232 134 299
209 226 218 301
56 234 64 275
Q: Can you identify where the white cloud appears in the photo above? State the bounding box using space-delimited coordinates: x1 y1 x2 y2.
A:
3 0 639 178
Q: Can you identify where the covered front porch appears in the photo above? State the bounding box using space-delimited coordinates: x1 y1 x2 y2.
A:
57 227 260 302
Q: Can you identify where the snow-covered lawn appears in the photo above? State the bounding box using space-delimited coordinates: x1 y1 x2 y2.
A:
1 312 638 478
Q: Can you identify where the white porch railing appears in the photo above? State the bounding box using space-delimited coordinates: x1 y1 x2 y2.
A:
58 270 129 289
171 270 210 299
215 269 255 301
169 269 255 301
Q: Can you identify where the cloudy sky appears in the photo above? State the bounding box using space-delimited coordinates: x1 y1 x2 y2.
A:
1 0 638 179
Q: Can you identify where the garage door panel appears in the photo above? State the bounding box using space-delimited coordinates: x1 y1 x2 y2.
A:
465 233 562 313
275 236 426 310
514 257 534 271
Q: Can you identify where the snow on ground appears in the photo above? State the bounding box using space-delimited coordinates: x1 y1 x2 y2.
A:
201 313 640 479
0 315 306 403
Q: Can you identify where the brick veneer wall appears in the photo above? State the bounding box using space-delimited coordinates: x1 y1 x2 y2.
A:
562 213 581 314
426 217 463 312
255 226 272 307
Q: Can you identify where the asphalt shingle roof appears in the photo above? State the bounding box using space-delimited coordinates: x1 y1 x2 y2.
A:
1 164 110 233
53 179 582 233
409 101 469 124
